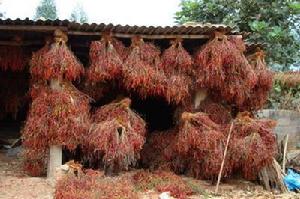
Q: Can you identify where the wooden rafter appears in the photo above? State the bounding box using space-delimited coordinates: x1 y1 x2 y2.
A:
0 25 68 32
0 25 242 39
68 31 211 39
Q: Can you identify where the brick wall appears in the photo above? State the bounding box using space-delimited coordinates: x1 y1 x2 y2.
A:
257 109 300 150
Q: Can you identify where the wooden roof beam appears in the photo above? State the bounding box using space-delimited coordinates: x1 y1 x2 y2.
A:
68 30 209 39
0 25 243 39
68 31 243 39
0 40 41 46
0 25 67 32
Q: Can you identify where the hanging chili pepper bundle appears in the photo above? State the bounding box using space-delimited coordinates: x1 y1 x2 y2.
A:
218 56 257 106
226 113 277 180
170 112 271 180
145 70 168 97
0 46 27 71
248 49 273 89
122 37 167 98
23 30 90 177
248 49 268 71
31 30 84 81
228 36 246 53
159 38 193 104
111 37 129 61
92 98 146 137
141 128 178 170
239 49 274 111
22 83 91 151
61 81 92 104
164 74 191 104
30 37 52 76
241 133 273 180
85 118 145 173
194 32 257 106
160 38 193 74
177 112 224 153
22 84 90 176
0 73 28 118
87 35 123 83
186 147 226 180
137 38 161 65
241 85 272 112
175 112 228 179
194 32 227 88
22 96 49 177
198 99 232 125
83 98 146 173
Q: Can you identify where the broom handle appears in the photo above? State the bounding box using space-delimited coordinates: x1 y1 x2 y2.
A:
215 121 234 193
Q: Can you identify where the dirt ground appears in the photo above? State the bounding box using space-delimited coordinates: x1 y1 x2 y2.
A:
0 149 53 199
0 148 299 199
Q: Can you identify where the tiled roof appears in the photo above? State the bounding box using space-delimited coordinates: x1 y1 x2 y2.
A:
0 18 241 38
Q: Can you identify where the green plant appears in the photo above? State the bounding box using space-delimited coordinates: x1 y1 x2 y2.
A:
268 81 300 110
175 0 300 71
35 0 57 20
69 3 88 23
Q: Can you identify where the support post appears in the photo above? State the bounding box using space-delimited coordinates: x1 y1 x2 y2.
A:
282 134 289 174
47 145 62 178
215 122 234 193
47 66 64 178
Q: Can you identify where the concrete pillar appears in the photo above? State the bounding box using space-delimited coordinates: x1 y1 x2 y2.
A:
47 145 62 178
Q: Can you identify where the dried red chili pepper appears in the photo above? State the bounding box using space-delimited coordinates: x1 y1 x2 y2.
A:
122 37 168 99
22 82 91 176
226 113 277 180
160 38 193 74
31 39 84 81
0 46 27 71
87 35 124 83
194 32 257 106
238 49 274 111
83 98 146 173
